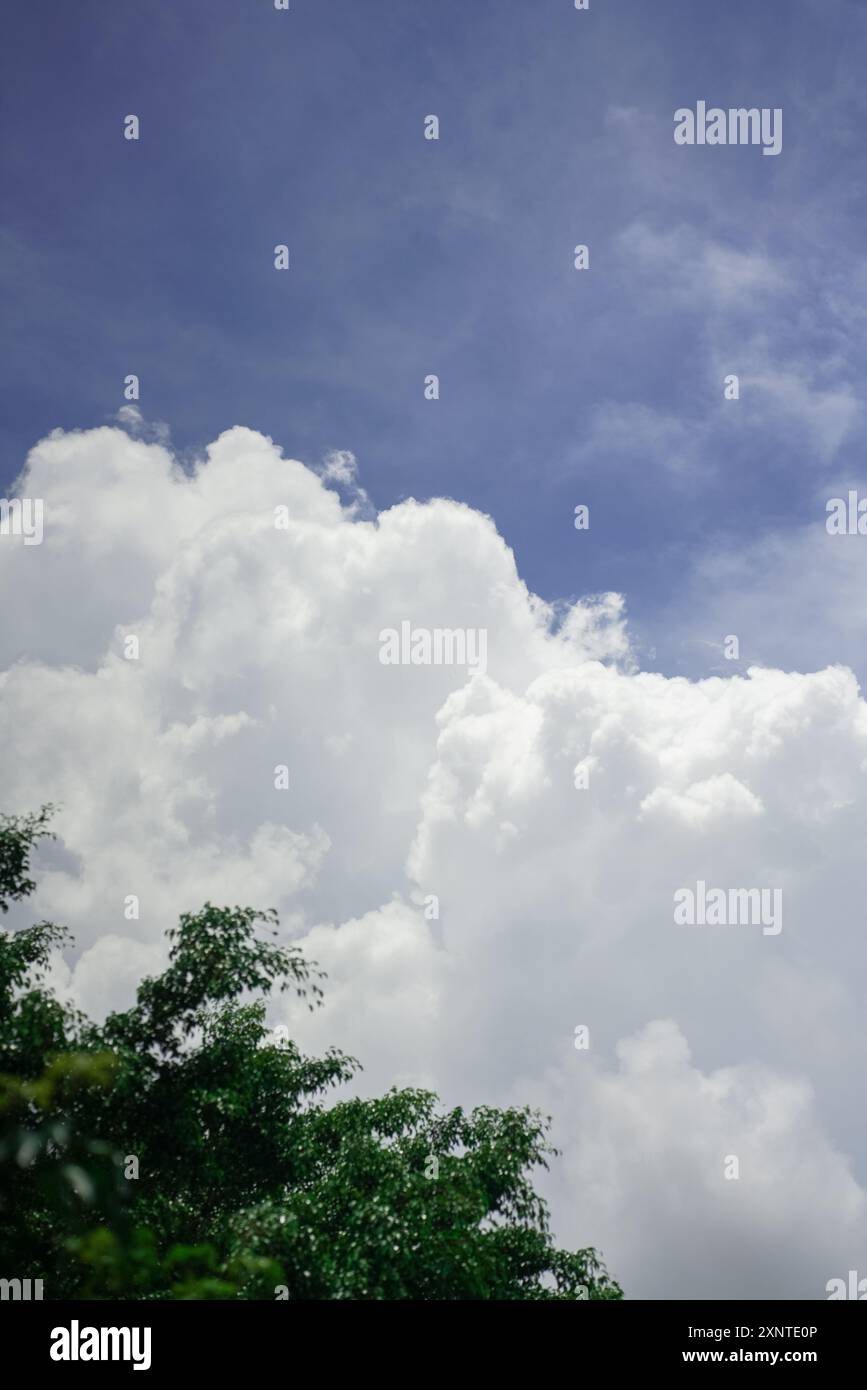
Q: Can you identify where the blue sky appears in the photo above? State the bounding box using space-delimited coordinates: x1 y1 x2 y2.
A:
2 0 867 670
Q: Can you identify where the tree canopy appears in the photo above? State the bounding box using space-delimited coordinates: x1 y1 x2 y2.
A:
0 807 622 1300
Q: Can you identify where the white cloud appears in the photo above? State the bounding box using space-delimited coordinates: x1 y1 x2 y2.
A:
639 771 764 830
526 1021 867 1299
617 221 787 312
3 423 867 1297
115 403 172 446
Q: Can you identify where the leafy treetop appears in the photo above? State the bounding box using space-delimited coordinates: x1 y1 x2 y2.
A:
0 806 622 1301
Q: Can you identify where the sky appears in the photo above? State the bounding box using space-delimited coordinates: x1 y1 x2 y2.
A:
2 0 867 1299
4 0 867 673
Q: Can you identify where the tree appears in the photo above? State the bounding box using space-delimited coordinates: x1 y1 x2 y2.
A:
0 807 622 1300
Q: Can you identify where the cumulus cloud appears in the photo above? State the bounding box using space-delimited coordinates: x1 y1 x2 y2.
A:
114 403 172 446
315 448 373 517
526 1021 867 1299
2 422 867 1297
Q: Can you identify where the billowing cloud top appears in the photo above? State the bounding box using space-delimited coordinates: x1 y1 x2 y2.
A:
2 424 866 1298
